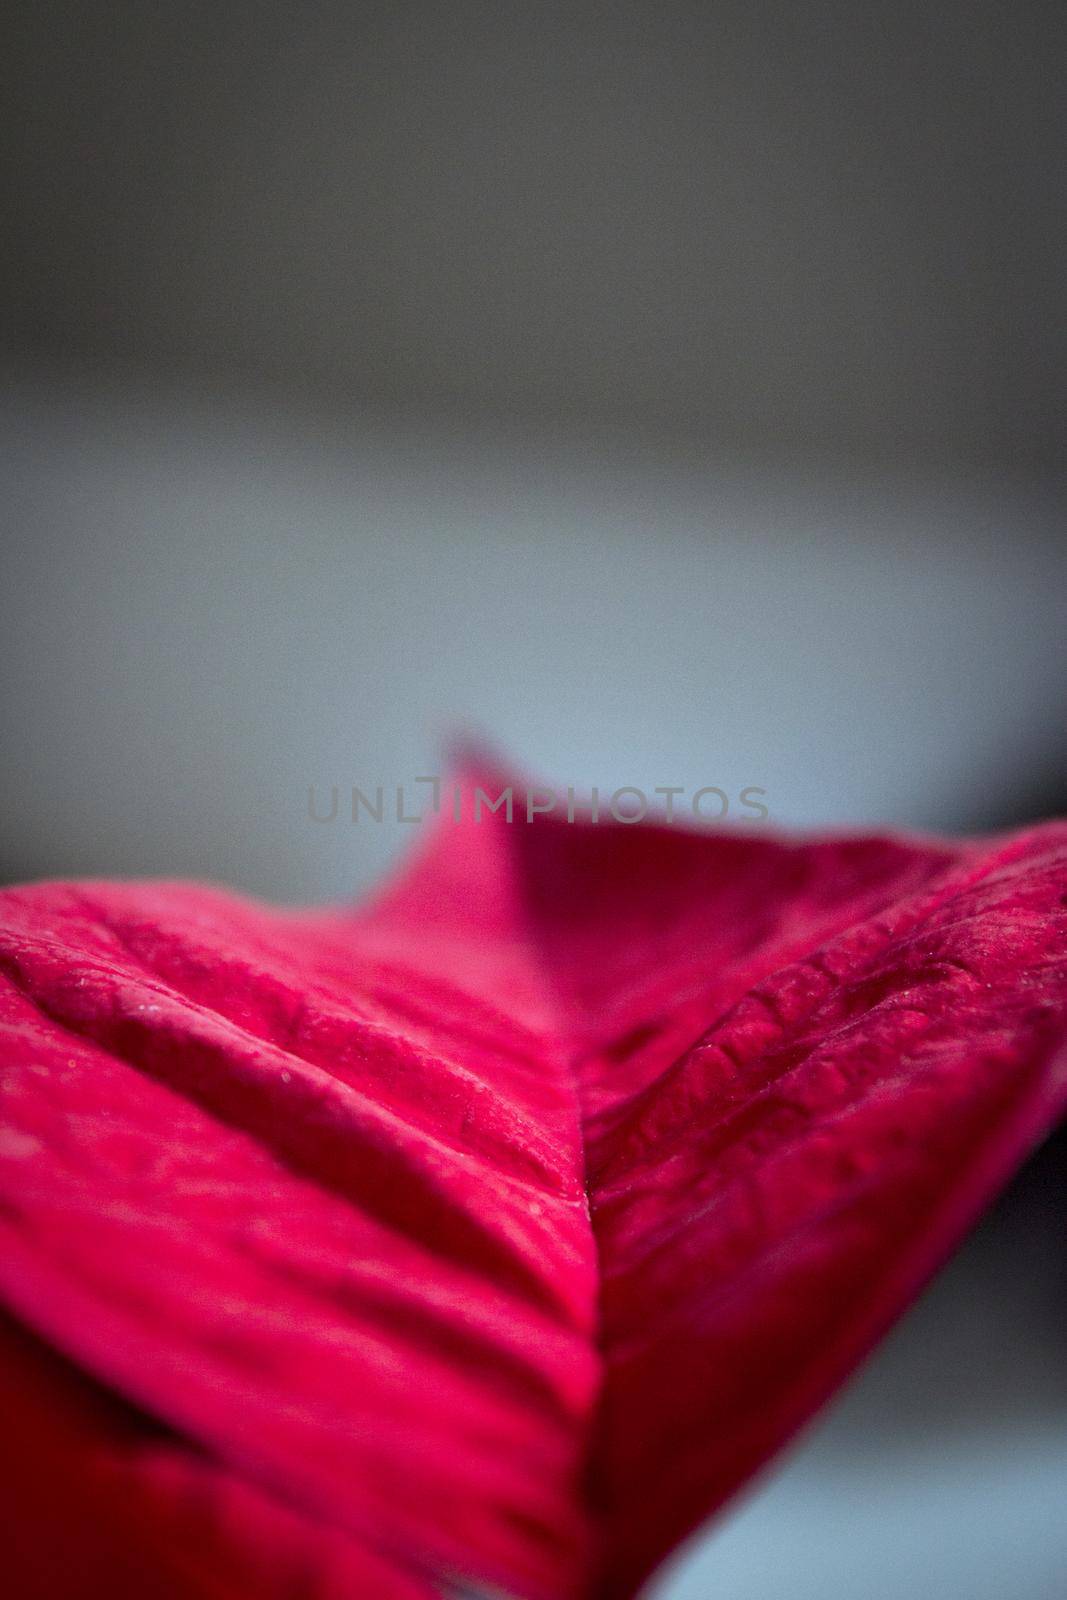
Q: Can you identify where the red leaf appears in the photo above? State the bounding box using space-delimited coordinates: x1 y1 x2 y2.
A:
1 774 1065 1597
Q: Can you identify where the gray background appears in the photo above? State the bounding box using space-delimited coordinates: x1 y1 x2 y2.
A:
3 2 1065 467
1 4 1065 1597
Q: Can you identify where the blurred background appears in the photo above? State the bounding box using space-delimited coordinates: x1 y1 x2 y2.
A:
1 3 1064 1595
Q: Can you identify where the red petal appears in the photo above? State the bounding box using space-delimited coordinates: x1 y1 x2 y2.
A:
1 780 1065 1596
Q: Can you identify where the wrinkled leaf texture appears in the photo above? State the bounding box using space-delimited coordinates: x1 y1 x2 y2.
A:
1 767 1065 1599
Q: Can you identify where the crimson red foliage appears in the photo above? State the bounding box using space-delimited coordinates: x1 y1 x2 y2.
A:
1 776 1065 1597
